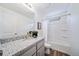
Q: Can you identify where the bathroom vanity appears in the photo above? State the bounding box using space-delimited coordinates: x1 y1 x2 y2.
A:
1 37 45 56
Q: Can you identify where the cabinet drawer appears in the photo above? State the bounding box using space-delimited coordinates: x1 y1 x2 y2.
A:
37 39 44 50
22 45 36 56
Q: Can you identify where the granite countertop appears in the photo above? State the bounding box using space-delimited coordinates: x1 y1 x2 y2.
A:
1 37 44 56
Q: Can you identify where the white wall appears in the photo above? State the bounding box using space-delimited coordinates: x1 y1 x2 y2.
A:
42 20 48 42
0 6 35 39
67 4 79 56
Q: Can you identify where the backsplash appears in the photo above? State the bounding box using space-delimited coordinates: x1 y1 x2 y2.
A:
0 35 26 44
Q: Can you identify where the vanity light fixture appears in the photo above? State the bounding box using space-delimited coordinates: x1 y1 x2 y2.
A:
22 3 34 12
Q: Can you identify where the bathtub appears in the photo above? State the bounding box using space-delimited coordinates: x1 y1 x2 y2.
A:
45 41 71 55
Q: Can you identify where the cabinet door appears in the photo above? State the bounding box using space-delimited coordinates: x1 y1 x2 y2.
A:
37 46 44 56
37 39 44 50
22 45 36 56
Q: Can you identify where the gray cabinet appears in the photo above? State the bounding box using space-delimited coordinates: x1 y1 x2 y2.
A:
20 39 44 56
22 44 36 56
36 39 45 56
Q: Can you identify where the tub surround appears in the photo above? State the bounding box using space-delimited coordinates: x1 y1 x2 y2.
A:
48 42 71 55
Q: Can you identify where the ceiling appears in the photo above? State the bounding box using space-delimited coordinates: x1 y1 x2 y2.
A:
31 3 71 20
0 3 71 21
0 3 35 18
